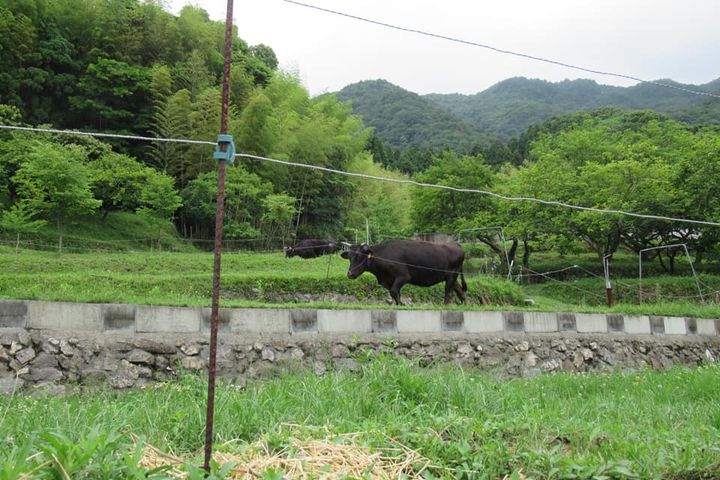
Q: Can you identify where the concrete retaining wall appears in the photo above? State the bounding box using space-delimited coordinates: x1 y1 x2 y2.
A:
1 300 719 393
2 300 718 337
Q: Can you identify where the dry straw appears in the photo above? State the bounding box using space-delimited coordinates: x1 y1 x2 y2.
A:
139 434 430 479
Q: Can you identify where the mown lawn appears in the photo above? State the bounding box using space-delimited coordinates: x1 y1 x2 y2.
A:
1 358 719 479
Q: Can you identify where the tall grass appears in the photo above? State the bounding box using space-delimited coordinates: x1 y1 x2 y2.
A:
1 358 718 478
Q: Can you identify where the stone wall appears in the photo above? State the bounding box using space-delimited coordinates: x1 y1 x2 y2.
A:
1 300 718 393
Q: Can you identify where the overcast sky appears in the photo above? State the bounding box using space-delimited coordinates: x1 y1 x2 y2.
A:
167 0 720 96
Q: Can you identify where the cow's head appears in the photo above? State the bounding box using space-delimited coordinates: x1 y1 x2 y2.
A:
285 246 295 258
340 244 372 279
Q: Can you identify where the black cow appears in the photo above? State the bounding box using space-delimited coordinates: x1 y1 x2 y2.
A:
341 239 467 305
285 239 338 259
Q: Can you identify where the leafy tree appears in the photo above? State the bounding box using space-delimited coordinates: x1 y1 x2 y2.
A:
343 152 412 242
520 113 686 263
0 201 47 253
173 50 215 99
411 151 496 234
138 172 182 220
12 143 100 251
260 193 298 247
69 58 152 133
249 44 278 71
89 152 178 220
180 164 271 239
148 88 194 184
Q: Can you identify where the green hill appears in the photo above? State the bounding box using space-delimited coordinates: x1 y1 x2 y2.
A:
337 77 720 148
336 79 494 152
425 77 720 140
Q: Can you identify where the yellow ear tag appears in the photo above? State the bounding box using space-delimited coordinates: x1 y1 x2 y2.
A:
367 252 373 258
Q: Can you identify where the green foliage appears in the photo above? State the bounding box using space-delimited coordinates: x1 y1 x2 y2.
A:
0 0 277 136
0 201 46 252
69 57 153 132
260 193 298 245
138 173 183 220
344 151 412 241
180 164 272 239
89 152 156 217
12 141 101 249
0 104 21 125
411 151 496 233
514 110 720 261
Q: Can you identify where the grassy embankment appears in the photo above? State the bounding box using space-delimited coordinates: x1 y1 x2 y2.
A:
0 212 191 253
4 244 720 316
1 358 718 479
0 245 523 308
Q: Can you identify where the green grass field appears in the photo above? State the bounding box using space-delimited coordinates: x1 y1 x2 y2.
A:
0 246 526 308
3 245 720 317
1 358 719 479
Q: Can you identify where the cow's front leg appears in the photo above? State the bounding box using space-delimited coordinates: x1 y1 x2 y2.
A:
389 277 409 305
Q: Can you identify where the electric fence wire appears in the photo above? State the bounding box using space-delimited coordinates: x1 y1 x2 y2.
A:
515 265 582 278
235 152 720 227
3 123 720 227
520 267 606 298
282 0 720 100
4 238 717 302
0 124 216 146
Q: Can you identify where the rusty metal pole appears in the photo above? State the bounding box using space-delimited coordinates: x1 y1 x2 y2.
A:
204 0 234 472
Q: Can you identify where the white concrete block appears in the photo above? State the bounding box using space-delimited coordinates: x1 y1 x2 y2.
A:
524 312 558 333
624 315 651 334
576 313 608 333
318 310 371 333
396 310 442 333
464 311 504 333
663 317 687 335
136 305 200 333
230 308 291 334
27 301 103 331
696 318 718 336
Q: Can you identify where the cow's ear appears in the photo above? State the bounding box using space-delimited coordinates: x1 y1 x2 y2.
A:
361 244 370 253
340 251 349 259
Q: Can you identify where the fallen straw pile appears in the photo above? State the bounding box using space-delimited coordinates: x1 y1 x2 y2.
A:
139 435 430 479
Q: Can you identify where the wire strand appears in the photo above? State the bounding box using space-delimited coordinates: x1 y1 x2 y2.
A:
521 267 605 298
3 124 720 228
282 0 720 100
236 153 720 227
0 125 216 146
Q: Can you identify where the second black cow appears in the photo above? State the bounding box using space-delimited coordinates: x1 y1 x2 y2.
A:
285 239 338 259
341 239 467 305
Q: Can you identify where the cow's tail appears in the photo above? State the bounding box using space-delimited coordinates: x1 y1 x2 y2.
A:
460 270 467 292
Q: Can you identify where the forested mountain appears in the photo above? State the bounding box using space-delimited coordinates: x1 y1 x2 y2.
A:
338 77 720 146
336 80 494 152
426 77 720 140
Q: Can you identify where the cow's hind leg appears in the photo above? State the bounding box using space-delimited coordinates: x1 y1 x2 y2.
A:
444 274 458 304
453 281 466 304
